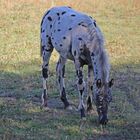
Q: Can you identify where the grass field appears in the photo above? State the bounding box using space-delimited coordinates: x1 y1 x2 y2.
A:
0 0 140 139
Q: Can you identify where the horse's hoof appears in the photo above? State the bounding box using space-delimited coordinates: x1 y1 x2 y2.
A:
40 104 50 111
44 106 50 111
65 105 73 110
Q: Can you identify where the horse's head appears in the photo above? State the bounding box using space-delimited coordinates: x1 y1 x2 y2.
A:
95 79 114 125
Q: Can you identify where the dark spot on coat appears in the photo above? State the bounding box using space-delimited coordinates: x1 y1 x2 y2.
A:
74 50 76 56
69 28 72 30
46 35 49 38
94 62 96 65
62 11 66 15
60 44 63 47
78 22 84 25
47 16 52 21
58 22 61 24
91 52 95 57
67 6 72 8
71 14 76 17
94 22 96 27
63 37 66 39
50 24 52 28
78 37 82 40
58 17 60 20
56 13 60 16
81 24 87 27
58 29 61 31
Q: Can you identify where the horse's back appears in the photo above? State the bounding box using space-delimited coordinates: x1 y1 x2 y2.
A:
41 6 95 58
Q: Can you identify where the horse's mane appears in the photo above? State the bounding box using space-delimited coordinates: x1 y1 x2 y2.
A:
88 23 110 83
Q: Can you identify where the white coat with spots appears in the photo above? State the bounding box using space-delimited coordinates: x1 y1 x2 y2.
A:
40 6 113 125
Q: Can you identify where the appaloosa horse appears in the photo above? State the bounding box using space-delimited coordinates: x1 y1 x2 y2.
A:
40 6 113 125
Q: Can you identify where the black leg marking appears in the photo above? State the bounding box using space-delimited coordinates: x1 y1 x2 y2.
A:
87 96 93 111
42 68 48 78
61 87 69 108
62 65 65 78
74 50 76 56
81 106 86 118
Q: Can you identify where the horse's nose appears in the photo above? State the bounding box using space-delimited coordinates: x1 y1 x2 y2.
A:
99 114 108 125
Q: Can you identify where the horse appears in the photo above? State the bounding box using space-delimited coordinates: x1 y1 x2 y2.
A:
40 6 114 125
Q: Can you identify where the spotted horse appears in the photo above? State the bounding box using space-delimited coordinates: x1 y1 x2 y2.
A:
40 6 114 125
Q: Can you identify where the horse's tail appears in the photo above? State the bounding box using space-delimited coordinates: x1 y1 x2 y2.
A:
40 20 43 57
40 40 43 57
40 20 45 57
40 12 48 57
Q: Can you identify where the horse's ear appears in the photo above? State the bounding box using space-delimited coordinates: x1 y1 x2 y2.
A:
109 79 114 87
96 79 102 88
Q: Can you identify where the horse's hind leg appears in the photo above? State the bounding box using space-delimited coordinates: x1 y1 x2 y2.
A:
56 56 70 109
87 65 93 112
41 38 53 108
74 59 86 119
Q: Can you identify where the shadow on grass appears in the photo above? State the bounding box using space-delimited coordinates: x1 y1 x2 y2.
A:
0 59 140 139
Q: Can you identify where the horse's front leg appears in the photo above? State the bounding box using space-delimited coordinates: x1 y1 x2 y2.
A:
87 65 94 113
56 56 70 109
74 59 86 119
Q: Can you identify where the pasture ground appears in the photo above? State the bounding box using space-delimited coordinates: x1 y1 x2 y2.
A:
0 0 140 139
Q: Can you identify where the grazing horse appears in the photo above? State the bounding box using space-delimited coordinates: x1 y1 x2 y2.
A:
40 6 113 125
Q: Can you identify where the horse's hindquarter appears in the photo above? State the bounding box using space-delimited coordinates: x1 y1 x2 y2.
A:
44 7 92 59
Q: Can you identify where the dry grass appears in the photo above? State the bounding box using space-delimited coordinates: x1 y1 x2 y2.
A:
0 0 140 139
